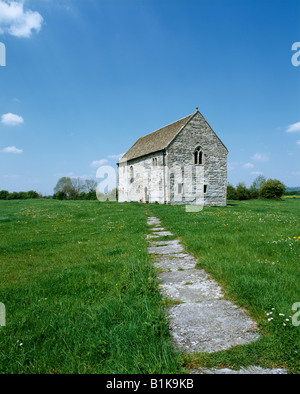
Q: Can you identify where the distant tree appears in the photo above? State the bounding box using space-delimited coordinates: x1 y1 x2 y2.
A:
250 175 266 199
236 182 251 200
227 184 237 200
53 191 67 200
84 179 97 193
54 177 73 196
259 179 286 200
70 177 86 198
8 192 20 200
18 192 28 199
0 190 9 200
27 190 39 199
284 189 300 196
86 190 97 200
54 177 98 199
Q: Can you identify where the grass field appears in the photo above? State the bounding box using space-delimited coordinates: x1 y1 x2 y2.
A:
0 198 299 373
0 200 182 374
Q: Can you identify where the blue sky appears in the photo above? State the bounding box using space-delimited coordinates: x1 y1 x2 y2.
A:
0 0 299 195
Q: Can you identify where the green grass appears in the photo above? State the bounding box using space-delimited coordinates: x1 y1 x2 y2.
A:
1 198 299 374
0 200 182 374
148 199 300 373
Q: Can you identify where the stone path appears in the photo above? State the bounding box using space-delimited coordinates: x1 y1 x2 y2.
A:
146 216 288 374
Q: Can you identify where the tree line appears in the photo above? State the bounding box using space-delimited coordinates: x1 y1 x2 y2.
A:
227 176 286 200
0 175 296 201
52 177 117 201
0 190 40 200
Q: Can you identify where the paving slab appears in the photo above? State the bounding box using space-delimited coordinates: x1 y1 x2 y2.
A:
148 239 182 247
147 243 184 255
152 231 174 236
168 301 259 353
190 366 287 374
149 227 165 231
157 269 224 302
153 254 197 272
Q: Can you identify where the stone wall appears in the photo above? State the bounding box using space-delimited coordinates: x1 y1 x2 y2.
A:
166 111 228 206
118 152 165 203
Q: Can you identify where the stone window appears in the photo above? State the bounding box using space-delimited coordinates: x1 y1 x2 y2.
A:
130 166 134 183
152 157 158 167
194 146 204 165
204 184 207 194
178 183 183 194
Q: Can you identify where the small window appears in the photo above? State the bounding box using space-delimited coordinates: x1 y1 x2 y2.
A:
194 146 204 165
204 185 207 194
130 166 134 183
178 183 183 194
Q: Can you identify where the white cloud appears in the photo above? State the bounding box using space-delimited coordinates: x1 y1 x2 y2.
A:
285 122 300 133
0 0 43 38
90 159 108 167
0 145 23 153
252 153 269 162
243 162 254 169
297 140 300 146
1 112 24 126
251 171 264 176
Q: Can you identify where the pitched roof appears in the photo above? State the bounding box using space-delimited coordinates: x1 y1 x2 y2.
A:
119 112 195 163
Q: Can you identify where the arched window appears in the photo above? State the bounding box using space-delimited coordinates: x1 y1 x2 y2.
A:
194 147 204 165
130 166 134 183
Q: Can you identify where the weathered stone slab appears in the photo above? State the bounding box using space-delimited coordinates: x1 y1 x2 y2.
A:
190 366 287 374
153 253 197 271
148 238 185 254
147 218 161 226
149 239 181 247
152 231 174 237
168 301 259 353
148 243 184 254
146 234 161 239
157 269 224 302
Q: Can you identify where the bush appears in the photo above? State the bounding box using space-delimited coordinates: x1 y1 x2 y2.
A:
236 182 251 200
259 179 286 200
53 191 67 200
284 190 300 196
249 175 266 199
27 190 40 199
4 191 40 200
8 192 21 200
227 184 237 200
0 190 9 200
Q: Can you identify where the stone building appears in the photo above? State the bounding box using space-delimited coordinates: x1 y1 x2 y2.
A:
117 108 228 206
